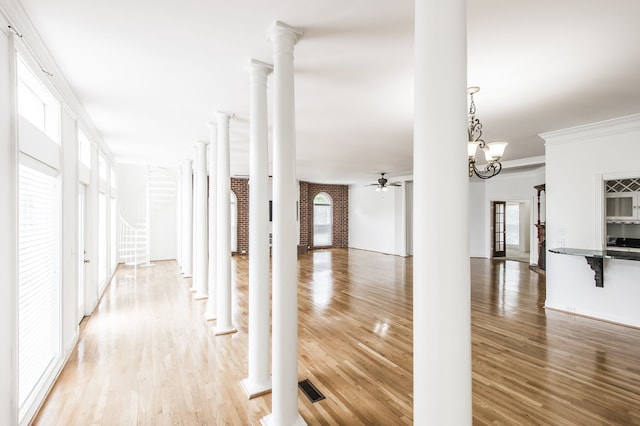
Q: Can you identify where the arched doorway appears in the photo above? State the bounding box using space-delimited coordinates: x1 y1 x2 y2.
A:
313 192 332 247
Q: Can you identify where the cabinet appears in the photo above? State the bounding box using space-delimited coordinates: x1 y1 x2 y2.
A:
606 192 640 222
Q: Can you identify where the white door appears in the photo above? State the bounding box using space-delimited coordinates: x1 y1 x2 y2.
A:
78 184 87 323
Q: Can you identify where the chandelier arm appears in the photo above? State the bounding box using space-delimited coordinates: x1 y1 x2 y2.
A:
472 161 503 179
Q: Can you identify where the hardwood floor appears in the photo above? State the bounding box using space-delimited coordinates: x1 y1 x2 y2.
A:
33 250 640 425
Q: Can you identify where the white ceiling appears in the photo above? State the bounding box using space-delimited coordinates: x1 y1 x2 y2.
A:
17 0 640 184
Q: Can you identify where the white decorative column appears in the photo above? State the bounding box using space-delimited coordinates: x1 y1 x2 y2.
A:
193 141 209 299
214 112 237 336
413 0 471 425
181 159 193 277
263 21 305 426
241 59 273 398
191 146 198 291
205 123 218 321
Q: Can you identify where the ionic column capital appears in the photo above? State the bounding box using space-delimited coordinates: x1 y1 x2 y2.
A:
268 21 303 53
216 111 234 124
248 59 274 81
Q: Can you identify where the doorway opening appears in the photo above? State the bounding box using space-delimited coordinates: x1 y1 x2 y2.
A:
492 200 531 262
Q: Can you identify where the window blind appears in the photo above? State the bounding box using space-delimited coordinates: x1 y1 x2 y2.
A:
18 163 60 411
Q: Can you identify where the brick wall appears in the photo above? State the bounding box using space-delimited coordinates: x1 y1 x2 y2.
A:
303 183 349 249
231 178 348 254
231 178 249 254
299 181 310 249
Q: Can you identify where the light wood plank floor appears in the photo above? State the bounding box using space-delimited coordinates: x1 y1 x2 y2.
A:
34 249 640 425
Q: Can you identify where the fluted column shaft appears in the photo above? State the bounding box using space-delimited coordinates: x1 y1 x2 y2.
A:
413 0 471 424
242 60 273 398
194 141 209 299
205 124 218 320
263 21 305 426
181 159 193 277
214 112 237 335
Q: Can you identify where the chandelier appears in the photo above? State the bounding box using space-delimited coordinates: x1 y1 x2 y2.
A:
467 86 508 179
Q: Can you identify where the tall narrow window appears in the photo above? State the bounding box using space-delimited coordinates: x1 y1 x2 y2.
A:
506 203 520 246
18 161 60 414
78 129 91 169
111 197 117 269
313 192 332 247
231 190 238 253
16 50 62 423
98 153 107 182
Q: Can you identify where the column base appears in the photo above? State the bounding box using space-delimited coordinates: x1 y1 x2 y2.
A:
241 377 272 399
182 274 192 278
261 413 306 426
214 325 237 336
204 311 216 321
193 293 208 300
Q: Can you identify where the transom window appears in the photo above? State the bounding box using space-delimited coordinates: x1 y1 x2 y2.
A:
16 54 60 143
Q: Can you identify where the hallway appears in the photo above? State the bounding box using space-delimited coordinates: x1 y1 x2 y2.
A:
34 250 640 425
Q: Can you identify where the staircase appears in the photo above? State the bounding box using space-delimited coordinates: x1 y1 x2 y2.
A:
118 216 147 266
117 166 176 267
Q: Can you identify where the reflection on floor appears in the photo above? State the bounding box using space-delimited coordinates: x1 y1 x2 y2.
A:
33 249 640 425
505 246 530 263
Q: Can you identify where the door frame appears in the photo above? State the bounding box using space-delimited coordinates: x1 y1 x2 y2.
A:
78 183 87 323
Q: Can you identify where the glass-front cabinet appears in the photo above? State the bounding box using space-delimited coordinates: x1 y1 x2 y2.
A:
605 178 640 250
606 192 638 221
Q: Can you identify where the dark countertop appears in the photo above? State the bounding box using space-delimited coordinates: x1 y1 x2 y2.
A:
549 247 640 261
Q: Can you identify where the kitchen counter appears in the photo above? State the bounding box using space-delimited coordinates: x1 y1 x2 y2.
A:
549 247 640 287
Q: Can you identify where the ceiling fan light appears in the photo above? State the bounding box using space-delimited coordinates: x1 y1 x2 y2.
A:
382 186 389 192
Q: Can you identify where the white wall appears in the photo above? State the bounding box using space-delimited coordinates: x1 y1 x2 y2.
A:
469 181 487 257
543 114 640 327
348 183 408 256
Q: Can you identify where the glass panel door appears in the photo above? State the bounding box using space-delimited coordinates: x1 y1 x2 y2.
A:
492 201 506 257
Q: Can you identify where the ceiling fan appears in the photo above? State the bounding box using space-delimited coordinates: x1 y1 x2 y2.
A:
367 173 402 191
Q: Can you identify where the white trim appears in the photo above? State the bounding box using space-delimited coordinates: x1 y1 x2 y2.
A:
594 174 604 250
540 113 640 145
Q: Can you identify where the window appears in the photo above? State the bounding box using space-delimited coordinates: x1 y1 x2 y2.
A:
111 197 117 269
78 129 91 169
98 153 107 182
18 161 60 416
506 203 520 246
16 54 60 142
313 192 332 247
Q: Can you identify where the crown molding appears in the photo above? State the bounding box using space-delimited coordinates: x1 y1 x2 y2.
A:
540 113 640 146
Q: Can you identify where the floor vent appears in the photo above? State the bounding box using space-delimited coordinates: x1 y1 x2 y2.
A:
298 379 325 403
